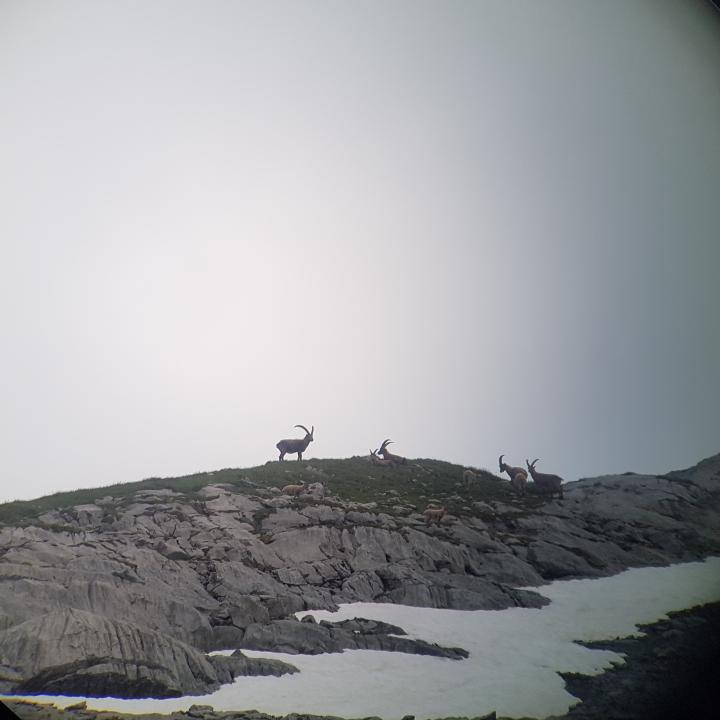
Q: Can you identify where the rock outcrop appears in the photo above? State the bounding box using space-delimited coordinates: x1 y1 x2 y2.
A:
0 452 718 699
237 616 468 658
0 608 296 698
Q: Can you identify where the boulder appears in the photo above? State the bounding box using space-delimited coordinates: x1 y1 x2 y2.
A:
239 617 468 659
0 608 297 699
0 609 219 697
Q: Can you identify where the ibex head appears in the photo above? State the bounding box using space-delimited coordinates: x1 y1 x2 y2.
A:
295 424 314 442
526 458 539 471
379 439 393 452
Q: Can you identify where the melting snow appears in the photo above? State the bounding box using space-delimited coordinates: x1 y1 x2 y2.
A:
6 557 720 719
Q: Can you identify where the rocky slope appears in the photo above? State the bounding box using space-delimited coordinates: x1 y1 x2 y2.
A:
7 603 718 720
0 608 296 698
0 453 718 699
556 601 720 720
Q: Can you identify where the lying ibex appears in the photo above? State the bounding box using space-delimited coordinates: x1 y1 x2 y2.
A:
526 458 564 499
377 439 407 465
499 454 528 496
369 449 395 467
276 424 314 461
281 483 307 496
423 506 447 525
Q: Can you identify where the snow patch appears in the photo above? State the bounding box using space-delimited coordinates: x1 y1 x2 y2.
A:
5 557 720 719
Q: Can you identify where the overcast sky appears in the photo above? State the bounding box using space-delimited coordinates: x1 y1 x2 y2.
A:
1 0 718 504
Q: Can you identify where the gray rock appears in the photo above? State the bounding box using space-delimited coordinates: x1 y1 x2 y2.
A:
0 608 298 699
0 609 219 698
210 651 297 680
186 705 215 718
0 452 718 700
261 508 311 533
527 540 603 579
320 617 405 635
239 617 468 659
341 570 384 601
305 481 326 498
666 452 720 491
209 625 246 649
242 619 344 654
227 596 271 628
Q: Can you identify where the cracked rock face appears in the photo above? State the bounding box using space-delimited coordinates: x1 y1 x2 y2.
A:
236 616 468 658
0 454 718 699
0 608 297 698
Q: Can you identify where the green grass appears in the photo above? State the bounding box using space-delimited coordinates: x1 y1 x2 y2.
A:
0 456 527 527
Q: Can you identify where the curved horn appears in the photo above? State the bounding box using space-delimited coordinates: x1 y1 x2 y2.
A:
380 439 392 450
530 458 539 469
499 454 505 470
294 424 311 435
310 425 314 437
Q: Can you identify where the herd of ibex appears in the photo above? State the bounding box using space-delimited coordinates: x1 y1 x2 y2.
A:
274 425 566 513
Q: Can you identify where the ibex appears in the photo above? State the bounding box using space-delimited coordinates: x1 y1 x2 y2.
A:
281 483 307 496
499 454 528 496
463 468 478 488
423 506 447 525
526 458 564 499
377 439 407 465
369 449 395 467
276 424 314 461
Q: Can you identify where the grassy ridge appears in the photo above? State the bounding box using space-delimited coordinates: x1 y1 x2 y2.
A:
0 456 521 527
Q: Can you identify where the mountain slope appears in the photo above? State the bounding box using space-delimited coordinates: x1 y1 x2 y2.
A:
1 453 718 698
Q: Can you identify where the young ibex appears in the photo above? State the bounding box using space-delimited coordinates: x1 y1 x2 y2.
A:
276 424 314 461
499 454 528 496
463 468 478 488
281 483 307 496
526 458 564 499
423 506 447 525
377 439 407 465
369 449 396 467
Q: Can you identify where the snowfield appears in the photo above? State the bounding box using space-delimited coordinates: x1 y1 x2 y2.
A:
7 557 720 719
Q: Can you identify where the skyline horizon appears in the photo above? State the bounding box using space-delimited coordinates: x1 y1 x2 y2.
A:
2 0 719 505
2 438 717 506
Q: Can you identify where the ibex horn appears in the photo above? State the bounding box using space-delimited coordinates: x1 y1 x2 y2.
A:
295 425 311 435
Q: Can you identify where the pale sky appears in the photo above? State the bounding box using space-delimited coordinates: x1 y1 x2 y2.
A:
1 0 719 504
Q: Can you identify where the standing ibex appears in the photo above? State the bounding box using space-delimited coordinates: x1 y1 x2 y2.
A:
423 506 447 525
276 424 314 461
463 468 478 488
526 458 564 499
377 439 407 465
499 454 528 496
281 483 307 496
